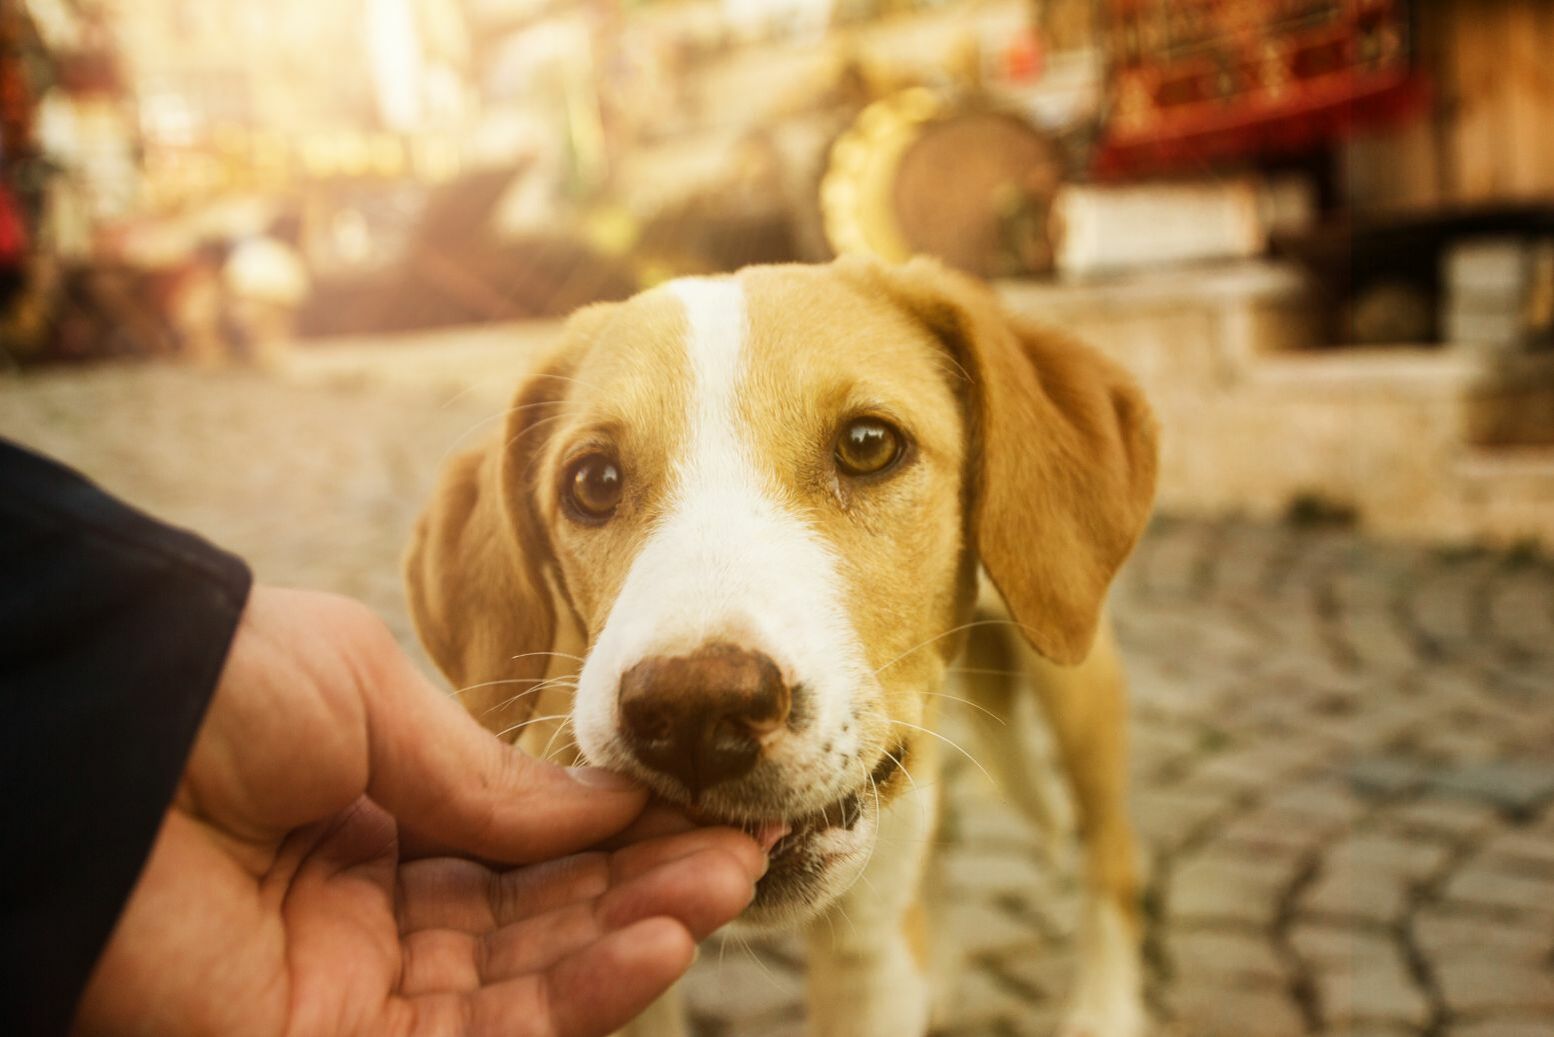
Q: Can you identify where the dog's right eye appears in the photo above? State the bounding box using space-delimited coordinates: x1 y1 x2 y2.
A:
565 455 623 521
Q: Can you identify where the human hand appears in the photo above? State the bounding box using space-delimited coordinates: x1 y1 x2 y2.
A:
72 587 765 1037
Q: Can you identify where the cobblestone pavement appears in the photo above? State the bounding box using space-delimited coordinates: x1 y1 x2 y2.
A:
4 363 1553 1037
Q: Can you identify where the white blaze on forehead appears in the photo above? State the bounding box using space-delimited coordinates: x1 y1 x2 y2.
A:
572 276 871 767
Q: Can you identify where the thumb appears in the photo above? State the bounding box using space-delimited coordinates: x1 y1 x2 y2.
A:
353 625 650 863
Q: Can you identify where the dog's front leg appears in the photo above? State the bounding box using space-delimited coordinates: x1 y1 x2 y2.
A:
806 787 938 1037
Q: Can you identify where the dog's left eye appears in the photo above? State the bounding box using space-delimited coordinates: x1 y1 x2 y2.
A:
835 418 904 477
565 454 624 520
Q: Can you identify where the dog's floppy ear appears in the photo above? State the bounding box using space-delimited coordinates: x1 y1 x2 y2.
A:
841 254 1159 665
404 321 597 733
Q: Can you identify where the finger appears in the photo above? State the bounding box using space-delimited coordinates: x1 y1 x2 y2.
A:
473 918 696 1037
607 827 766 889
589 800 699 849
478 847 755 983
400 919 694 1037
535 918 697 1037
397 830 764 935
399 928 482 996
347 616 651 863
399 846 754 997
397 854 610 934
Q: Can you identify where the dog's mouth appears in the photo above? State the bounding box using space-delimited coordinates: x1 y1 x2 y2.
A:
685 748 904 921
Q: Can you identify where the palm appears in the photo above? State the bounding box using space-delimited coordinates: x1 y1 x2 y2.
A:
83 798 752 1037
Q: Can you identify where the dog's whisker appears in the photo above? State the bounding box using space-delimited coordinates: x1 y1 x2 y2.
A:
888 718 997 789
434 399 569 468
872 618 1030 677
508 650 587 663
477 677 578 718
467 684 546 714
522 370 607 394
449 676 547 699
879 745 926 804
920 690 1007 725
500 410 574 454
538 716 577 763
734 931 790 994
493 712 573 739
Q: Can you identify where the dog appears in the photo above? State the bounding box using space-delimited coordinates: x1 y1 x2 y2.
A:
404 255 1159 1036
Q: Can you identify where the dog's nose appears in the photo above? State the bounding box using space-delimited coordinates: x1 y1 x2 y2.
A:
619 644 791 797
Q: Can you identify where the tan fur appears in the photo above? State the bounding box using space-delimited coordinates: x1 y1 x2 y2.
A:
404 256 1159 1037
834 255 1159 667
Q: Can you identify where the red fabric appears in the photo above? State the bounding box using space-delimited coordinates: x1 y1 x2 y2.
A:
0 183 28 266
1095 0 1418 175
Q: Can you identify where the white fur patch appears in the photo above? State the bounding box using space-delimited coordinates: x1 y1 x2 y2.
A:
572 277 872 798
1061 895 1145 1037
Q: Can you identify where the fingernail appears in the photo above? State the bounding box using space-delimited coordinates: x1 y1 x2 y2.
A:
566 766 640 790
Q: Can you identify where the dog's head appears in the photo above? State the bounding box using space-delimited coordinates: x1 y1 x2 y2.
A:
406 256 1157 925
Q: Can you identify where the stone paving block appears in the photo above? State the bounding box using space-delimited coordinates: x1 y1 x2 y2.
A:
1167 928 1287 988
1204 521 1293 596
1132 785 1238 854
1169 854 1295 927
1406 662 1490 705
1189 619 1271 669
1189 739 1332 791
1486 568 1554 659
1289 922 1397 969
939 850 1051 903
1004 1005 1069 1037
1166 981 1307 1037
1479 663 1554 705
1441 865 1554 918
935 967 1042 1030
1310 942 1430 1028
987 946 1075 1002
943 899 1045 959
1127 659 1214 720
1418 729 1517 767
1347 755 1432 798
1323 831 1453 885
1305 703 1424 754
1300 862 1411 926
1173 760 1280 800
1141 520 1216 597
1435 959 1554 1016
1131 723 1204 782
1480 827 1554 872
1264 778 1372 828
1339 611 1424 673
689 1006 804 1037
1428 759 1554 817
1455 1020 1554 1037
1384 797 1502 841
1411 903 1554 964
1410 558 1496 649
1212 806 1332 859
947 798 1044 854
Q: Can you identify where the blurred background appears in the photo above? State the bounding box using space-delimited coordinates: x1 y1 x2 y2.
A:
2 2 1552 1035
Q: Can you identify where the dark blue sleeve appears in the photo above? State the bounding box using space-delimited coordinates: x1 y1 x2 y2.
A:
0 439 252 1035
